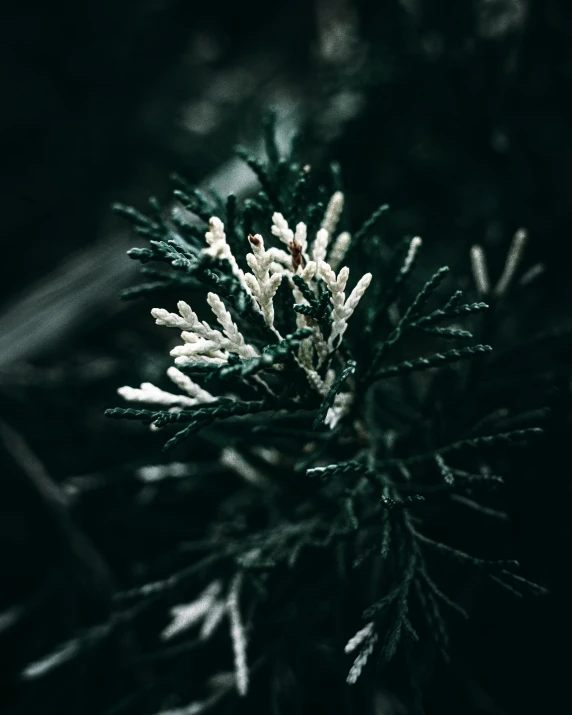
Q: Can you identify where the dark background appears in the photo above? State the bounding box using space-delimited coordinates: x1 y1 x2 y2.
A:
1 1 571 713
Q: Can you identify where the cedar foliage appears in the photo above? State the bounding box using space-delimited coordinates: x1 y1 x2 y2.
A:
16 112 566 715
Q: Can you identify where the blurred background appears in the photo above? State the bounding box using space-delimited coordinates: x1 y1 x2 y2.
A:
1 1 571 713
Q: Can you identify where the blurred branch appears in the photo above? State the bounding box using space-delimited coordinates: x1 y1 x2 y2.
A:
0 419 114 601
0 103 300 369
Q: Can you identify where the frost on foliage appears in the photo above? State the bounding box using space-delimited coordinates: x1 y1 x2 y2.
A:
317 261 373 351
152 294 258 366
118 193 372 431
344 621 374 654
244 234 283 331
203 217 248 291
227 573 249 696
328 231 351 271
22 638 83 680
118 367 216 407
118 382 199 408
321 190 344 235
312 228 330 263
346 629 378 685
471 227 535 297
162 581 224 640
345 621 378 685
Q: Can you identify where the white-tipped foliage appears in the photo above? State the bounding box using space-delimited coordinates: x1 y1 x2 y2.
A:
23 638 83 680
162 581 223 641
199 601 227 641
203 217 249 291
244 234 283 330
328 230 351 271
153 296 258 367
166 367 216 403
321 191 344 235
271 212 294 245
470 229 531 296
317 262 373 350
293 221 308 259
312 228 330 263
325 391 354 429
271 213 309 265
345 621 374 653
118 382 199 408
470 244 490 295
121 203 372 431
345 623 378 685
494 227 528 296
227 574 249 696
404 236 423 274
206 292 255 353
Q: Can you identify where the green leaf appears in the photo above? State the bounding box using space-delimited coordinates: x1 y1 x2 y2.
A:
313 360 356 429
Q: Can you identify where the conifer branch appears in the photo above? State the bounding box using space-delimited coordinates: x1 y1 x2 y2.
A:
97 114 553 710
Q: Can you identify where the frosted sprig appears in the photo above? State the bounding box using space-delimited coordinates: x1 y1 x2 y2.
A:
22 637 85 680
117 365 216 407
312 228 330 263
325 390 354 429
293 222 309 263
206 293 254 351
494 228 528 296
271 213 310 269
291 261 327 367
470 244 490 296
328 231 351 271
166 367 216 403
227 573 249 697
346 629 378 684
122 198 372 430
244 234 283 331
321 190 344 235
162 581 223 640
404 236 423 273
118 382 200 408
471 228 532 297
317 261 373 350
271 212 294 246
345 621 374 654
203 217 249 291
152 298 258 366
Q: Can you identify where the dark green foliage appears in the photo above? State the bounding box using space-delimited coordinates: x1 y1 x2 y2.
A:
20 113 560 715
353 203 390 246
313 361 356 429
101 116 552 705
